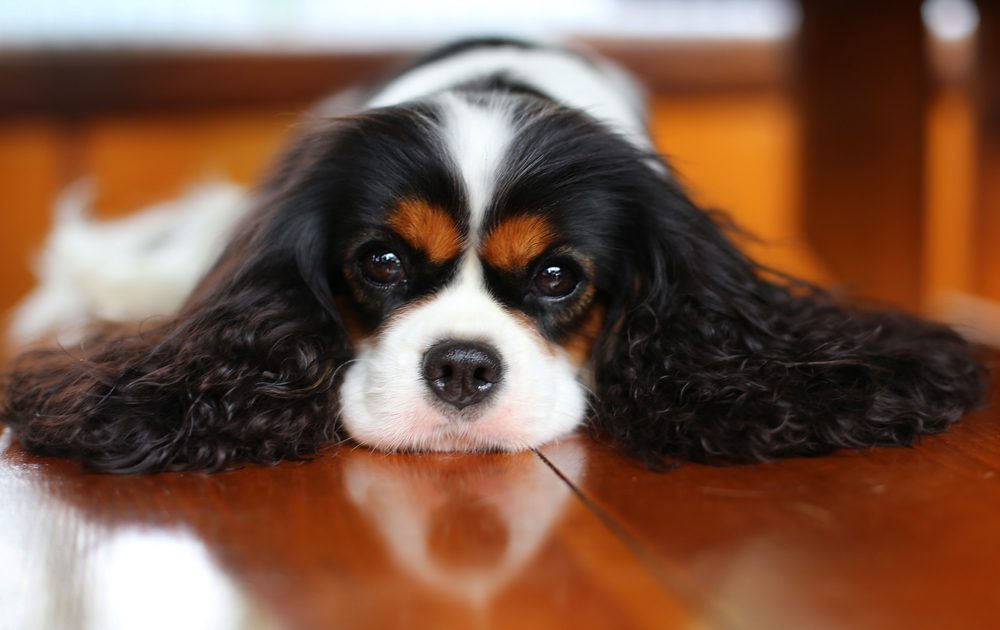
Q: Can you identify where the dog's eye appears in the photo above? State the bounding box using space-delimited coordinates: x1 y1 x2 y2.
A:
533 262 579 299
362 250 406 287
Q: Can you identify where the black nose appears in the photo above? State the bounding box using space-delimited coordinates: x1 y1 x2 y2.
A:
421 341 503 409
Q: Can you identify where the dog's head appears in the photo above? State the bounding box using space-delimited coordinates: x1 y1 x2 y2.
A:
216 86 674 454
303 92 653 452
3 77 986 473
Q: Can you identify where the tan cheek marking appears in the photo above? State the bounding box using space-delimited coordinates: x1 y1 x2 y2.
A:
336 293 439 348
480 215 556 272
562 304 607 365
386 199 463 264
335 295 371 346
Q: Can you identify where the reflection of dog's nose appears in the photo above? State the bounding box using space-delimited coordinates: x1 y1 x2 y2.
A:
421 341 503 409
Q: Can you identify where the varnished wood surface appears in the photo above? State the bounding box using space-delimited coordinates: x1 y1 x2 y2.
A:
0 437 686 630
0 42 785 117
2 361 998 630
975 3 1000 301
796 0 927 310
542 400 1000 629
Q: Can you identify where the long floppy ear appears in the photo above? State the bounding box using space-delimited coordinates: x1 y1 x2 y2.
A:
592 172 989 466
2 124 352 473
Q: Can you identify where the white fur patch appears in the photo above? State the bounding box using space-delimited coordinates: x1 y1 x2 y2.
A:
9 181 249 347
369 44 651 151
436 92 514 240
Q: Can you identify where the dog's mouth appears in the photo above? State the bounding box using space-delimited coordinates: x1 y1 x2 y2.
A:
385 432 515 454
357 407 536 454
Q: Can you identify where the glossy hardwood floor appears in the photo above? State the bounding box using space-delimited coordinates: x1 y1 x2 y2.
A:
2 358 998 630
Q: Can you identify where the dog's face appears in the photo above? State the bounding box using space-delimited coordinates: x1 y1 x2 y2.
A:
310 93 640 452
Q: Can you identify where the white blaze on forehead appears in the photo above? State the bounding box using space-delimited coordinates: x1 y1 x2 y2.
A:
436 93 514 241
454 248 486 289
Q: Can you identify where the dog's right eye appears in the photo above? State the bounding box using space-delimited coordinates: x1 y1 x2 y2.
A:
532 259 580 300
361 249 406 287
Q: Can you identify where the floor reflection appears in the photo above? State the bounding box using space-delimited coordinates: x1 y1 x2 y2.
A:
0 428 277 630
342 442 586 609
1 428 591 629
87 527 272 630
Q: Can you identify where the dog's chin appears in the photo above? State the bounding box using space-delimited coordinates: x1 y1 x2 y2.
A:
338 366 588 454
339 405 588 454
343 422 576 455
388 430 532 454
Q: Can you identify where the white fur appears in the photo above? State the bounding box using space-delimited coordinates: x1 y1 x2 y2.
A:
9 181 249 347
437 92 515 239
369 43 651 151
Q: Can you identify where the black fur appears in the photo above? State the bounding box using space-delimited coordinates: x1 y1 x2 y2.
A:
400 36 540 73
593 173 988 466
1 126 354 472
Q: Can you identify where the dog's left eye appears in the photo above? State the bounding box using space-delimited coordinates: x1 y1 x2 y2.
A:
361 249 406 287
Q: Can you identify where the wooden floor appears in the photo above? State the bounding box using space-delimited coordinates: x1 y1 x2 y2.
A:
1 360 997 630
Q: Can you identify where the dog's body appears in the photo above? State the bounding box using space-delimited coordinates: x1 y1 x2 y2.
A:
2 39 988 472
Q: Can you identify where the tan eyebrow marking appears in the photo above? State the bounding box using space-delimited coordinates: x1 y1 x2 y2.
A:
480 214 556 272
386 199 463 264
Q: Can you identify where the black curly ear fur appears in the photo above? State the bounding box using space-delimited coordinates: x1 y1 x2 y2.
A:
1 126 353 474
592 172 990 466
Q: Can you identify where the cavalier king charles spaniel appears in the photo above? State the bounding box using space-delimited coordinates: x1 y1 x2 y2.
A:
2 38 988 473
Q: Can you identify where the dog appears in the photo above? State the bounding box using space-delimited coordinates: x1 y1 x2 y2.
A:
1 38 988 473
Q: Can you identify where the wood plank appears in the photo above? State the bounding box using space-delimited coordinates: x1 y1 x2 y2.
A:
0 435 688 630
77 110 292 218
0 110 293 327
0 42 785 117
650 92 830 285
540 364 1000 630
0 120 65 347
0 52 404 117
795 0 928 309
974 2 1000 302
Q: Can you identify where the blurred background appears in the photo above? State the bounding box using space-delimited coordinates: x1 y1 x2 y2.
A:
0 0 997 346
